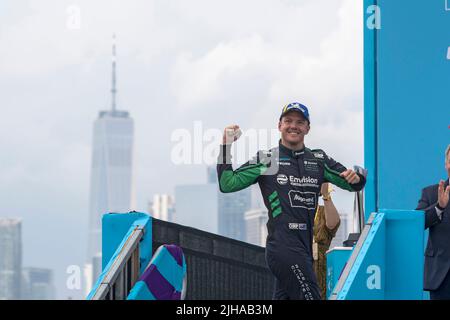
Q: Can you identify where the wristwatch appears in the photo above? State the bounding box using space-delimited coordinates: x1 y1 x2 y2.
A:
322 184 334 201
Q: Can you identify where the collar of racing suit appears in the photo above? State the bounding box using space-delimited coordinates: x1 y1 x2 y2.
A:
278 139 306 158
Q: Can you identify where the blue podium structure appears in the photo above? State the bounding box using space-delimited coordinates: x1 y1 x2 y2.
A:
328 210 424 299
326 247 352 300
328 0 450 300
364 0 450 218
87 212 154 300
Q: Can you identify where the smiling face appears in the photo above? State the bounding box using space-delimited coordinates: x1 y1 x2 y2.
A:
278 111 310 149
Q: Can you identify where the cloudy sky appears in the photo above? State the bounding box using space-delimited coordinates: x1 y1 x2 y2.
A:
0 0 364 299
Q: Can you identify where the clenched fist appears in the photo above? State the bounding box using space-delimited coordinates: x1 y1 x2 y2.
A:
340 169 361 185
222 125 242 145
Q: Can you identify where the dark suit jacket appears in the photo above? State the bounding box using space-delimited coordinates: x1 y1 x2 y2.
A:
416 179 450 291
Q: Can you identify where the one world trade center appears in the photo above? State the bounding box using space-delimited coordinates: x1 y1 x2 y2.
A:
86 35 134 292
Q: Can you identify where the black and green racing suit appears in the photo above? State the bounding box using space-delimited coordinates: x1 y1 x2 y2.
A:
217 141 366 300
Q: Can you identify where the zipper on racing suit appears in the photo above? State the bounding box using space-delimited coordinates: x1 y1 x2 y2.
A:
294 150 314 257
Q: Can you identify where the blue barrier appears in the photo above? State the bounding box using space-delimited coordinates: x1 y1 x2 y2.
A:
88 212 187 300
87 212 153 300
326 247 352 300
329 210 424 300
127 244 187 300
101 212 152 273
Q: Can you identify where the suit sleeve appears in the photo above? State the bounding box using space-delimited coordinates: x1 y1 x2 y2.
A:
320 151 366 192
416 187 441 229
217 145 268 193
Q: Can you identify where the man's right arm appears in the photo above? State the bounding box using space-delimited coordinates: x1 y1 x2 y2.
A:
217 144 267 193
416 187 441 229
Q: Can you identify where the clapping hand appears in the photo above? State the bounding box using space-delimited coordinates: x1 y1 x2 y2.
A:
438 180 450 209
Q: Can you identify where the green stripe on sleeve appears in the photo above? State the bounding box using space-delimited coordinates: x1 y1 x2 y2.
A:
219 163 267 193
324 164 353 191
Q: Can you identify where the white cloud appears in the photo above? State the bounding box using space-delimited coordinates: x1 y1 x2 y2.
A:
168 0 363 158
168 0 362 111
0 0 159 75
171 34 267 106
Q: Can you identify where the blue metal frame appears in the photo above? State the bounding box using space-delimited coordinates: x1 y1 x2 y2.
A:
331 210 424 300
364 0 378 221
87 212 153 299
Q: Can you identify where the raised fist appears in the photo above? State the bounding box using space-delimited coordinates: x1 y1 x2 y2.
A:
223 125 242 145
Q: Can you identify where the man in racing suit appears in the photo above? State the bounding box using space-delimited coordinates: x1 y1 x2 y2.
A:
217 102 366 300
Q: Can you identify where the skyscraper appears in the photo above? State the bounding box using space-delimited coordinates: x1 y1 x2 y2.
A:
208 165 251 241
174 184 218 234
149 194 175 222
218 188 251 241
0 218 22 300
87 34 134 284
21 268 55 300
207 165 217 184
244 208 268 247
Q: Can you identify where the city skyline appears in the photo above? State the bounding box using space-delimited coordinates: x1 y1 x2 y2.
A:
149 194 175 222
174 184 219 234
245 208 268 247
0 218 55 300
22 267 55 300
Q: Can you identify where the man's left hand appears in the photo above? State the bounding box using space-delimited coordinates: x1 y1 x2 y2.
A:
438 180 450 209
340 169 360 184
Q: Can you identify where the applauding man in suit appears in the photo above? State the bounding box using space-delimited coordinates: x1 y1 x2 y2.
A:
416 145 450 300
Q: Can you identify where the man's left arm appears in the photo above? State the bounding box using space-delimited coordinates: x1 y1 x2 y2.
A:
417 181 450 229
416 187 441 229
317 150 366 192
